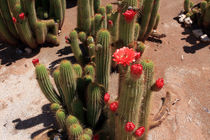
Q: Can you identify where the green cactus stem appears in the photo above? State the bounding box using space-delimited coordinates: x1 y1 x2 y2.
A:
94 0 100 13
138 0 155 41
98 6 106 28
88 43 96 60
136 41 146 54
94 14 103 36
139 60 154 140
134 23 140 41
153 14 160 30
53 0 64 28
69 30 83 64
118 0 138 47
203 3 210 29
106 4 113 14
143 0 160 41
200 1 207 16
84 64 95 79
50 103 61 112
8 0 37 48
71 97 85 123
73 64 83 78
95 30 111 92
115 70 143 140
89 0 94 17
83 128 93 137
77 0 91 33
107 12 119 43
59 60 77 113
78 32 87 43
87 36 94 45
35 64 61 104
86 83 103 128
66 115 79 128
184 0 190 13
0 11 19 45
56 109 66 131
68 123 83 140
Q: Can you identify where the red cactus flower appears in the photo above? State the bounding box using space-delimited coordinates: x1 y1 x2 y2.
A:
135 126 145 137
104 93 110 103
131 64 143 77
125 122 135 132
123 9 136 22
112 47 136 66
32 58 39 66
109 101 118 112
12 17 17 23
155 78 164 89
108 20 113 27
65 39 69 44
19 13 25 20
135 52 141 61
93 134 99 140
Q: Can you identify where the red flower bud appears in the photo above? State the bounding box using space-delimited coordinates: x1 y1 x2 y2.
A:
93 134 99 140
12 17 17 23
19 13 25 20
32 59 39 66
131 64 143 77
104 93 110 103
108 20 113 26
65 39 69 44
123 9 136 22
109 101 118 112
135 52 141 61
135 126 145 137
125 122 135 132
65 36 69 40
155 78 164 89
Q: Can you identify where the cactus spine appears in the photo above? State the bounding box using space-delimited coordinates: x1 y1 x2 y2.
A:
96 29 111 91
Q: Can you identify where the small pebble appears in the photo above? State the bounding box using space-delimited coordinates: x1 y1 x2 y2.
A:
200 34 210 43
24 48 32 54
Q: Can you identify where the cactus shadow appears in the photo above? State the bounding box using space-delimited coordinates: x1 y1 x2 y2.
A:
0 42 40 66
66 0 77 9
12 104 56 139
56 46 72 57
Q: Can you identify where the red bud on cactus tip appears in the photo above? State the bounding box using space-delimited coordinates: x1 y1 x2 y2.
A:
131 64 143 78
155 78 164 89
12 17 17 23
135 126 145 137
32 59 39 66
134 52 141 61
109 101 118 112
108 20 113 26
125 122 135 132
19 13 25 20
93 134 99 140
123 9 136 22
104 93 110 103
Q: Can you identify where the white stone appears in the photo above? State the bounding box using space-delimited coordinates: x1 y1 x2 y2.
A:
24 48 32 54
200 34 210 42
178 14 186 23
184 17 193 25
192 29 203 38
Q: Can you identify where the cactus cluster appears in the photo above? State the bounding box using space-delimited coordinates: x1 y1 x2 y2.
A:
184 0 210 31
0 0 66 48
34 0 170 140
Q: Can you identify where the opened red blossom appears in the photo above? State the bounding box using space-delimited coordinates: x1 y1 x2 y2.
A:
32 59 39 66
112 47 136 66
155 78 164 89
123 9 137 22
135 126 145 137
19 13 25 20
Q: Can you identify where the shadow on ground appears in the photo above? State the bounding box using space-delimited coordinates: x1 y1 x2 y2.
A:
12 104 56 139
173 16 210 54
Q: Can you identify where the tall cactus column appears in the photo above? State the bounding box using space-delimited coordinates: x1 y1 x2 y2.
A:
115 64 144 140
118 0 138 47
95 29 111 92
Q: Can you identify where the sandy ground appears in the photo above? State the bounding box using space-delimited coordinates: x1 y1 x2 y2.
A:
0 0 210 140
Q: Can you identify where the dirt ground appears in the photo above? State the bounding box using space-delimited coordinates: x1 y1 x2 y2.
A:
0 0 209 140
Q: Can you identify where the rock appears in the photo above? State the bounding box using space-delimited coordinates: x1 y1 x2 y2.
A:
24 48 32 54
184 17 193 26
16 48 23 55
192 29 203 38
178 14 186 23
200 34 210 43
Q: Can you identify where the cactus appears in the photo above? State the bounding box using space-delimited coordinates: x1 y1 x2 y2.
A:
0 0 65 48
67 123 83 140
69 30 84 64
59 60 77 113
95 30 111 91
84 64 95 79
56 109 66 130
153 14 160 30
78 32 87 43
66 115 79 128
203 3 210 29
50 103 62 112
106 4 113 14
79 134 91 140
134 23 140 41
136 41 146 54
86 83 103 127
35 64 61 104
73 64 83 78
184 0 190 13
